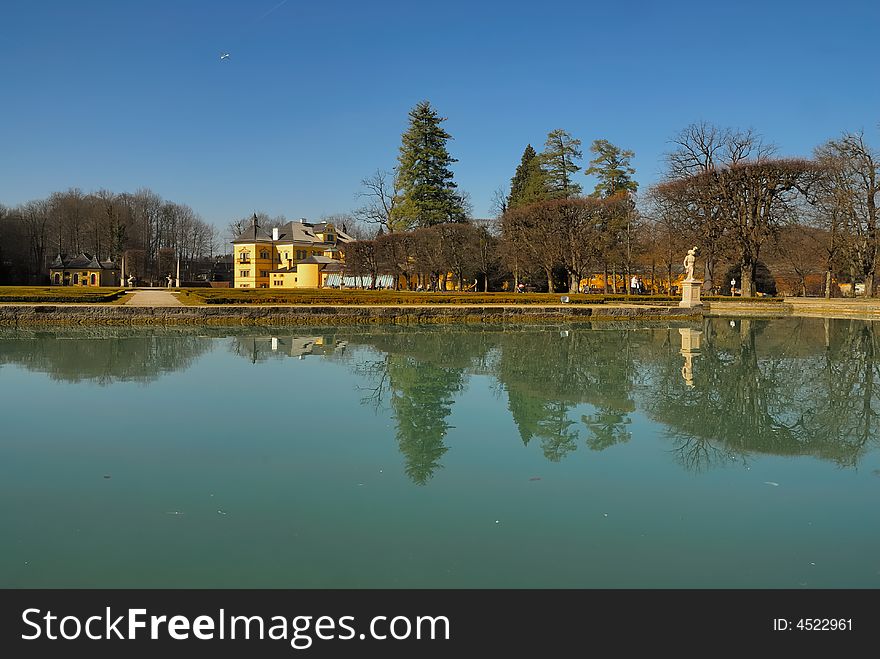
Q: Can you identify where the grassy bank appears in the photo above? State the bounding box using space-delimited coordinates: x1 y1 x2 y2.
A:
177 288 786 306
0 287 126 303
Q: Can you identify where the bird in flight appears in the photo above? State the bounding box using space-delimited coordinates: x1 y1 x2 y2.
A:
219 52 230 60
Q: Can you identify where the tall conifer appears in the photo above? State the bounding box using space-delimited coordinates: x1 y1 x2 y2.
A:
392 101 466 230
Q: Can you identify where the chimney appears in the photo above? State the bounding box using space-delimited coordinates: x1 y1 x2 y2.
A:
299 218 307 224
272 227 279 241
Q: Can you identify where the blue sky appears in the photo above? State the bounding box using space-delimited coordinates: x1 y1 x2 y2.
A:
2 0 878 227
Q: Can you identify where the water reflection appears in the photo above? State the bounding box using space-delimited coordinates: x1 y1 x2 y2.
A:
0 327 213 384
2 319 878 481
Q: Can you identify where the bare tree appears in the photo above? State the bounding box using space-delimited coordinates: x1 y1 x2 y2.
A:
660 123 774 291
355 169 398 233
815 132 879 296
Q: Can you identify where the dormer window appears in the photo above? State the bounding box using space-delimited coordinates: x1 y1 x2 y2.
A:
239 250 251 264
260 250 269 259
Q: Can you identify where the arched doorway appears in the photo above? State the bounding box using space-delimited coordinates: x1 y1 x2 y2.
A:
73 274 79 285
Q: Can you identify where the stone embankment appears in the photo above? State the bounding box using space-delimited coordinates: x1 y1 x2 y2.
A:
0 304 698 326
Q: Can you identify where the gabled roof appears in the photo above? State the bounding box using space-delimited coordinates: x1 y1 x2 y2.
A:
232 224 274 243
234 218 356 245
50 253 118 269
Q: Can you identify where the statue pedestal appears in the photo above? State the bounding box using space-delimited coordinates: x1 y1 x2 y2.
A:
679 279 703 308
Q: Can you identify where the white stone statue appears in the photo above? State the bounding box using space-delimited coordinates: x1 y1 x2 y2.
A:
127 274 135 288
683 246 698 281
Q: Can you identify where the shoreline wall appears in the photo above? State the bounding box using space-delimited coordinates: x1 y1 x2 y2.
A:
0 304 702 326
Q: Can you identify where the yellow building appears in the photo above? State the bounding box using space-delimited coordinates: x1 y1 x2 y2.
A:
232 217 353 289
49 253 120 287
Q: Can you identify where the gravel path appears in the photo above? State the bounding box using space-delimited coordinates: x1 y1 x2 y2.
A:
124 290 183 307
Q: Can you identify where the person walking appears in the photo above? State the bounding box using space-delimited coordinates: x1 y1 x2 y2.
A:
630 275 639 296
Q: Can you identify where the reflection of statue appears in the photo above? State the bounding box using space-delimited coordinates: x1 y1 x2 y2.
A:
683 246 698 281
679 328 702 387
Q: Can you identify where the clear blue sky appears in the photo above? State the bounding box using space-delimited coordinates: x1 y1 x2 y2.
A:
2 0 878 227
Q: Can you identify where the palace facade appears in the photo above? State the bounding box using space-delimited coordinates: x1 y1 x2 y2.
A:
232 218 354 289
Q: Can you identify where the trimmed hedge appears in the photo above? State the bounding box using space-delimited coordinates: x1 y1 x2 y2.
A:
0 287 126 303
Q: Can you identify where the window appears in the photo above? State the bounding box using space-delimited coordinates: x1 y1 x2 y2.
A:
239 284 250 288
239 251 251 264
73 274 79 285
260 271 269 277
260 250 269 259
90 273 97 285
327 234 334 242
259 283 268 288
296 250 306 260
53 274 60 285
240 270 250 277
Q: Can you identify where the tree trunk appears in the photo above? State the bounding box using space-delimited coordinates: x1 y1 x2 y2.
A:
703 254 714 293
568 270 578 293
546 268 554 293
603 263 609 294
865 271 874 298
740 262 755 298
825 270 832 299
611 265 618 294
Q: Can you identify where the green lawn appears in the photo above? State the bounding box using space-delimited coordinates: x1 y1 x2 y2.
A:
177 288 775 306
0 287 127 303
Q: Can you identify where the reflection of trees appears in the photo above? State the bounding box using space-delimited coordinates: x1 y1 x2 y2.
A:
350 329 475 484
348 319 880 477
10 319 876 479
388 355 464 484
644 319 880 471
0 330 212 384
497 329 638 459
791 320 880 466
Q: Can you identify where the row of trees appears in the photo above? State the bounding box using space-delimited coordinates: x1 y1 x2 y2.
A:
352 102 880 296
344 222 498 291
0 188 220 284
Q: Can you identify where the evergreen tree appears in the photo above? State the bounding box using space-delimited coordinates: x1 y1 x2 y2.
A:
507 144 548 209
540 129 583 199
585 139 638 198
391 101 467 230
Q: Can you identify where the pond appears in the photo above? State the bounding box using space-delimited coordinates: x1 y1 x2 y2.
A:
1 318 878 588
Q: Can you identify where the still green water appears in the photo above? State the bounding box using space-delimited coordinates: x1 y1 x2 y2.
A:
1 318 878 588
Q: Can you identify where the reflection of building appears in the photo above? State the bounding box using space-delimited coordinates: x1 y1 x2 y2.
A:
679 328 702 387
232 216 354 289
236 335 348 363
49 254 120 286
270 335 348 359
